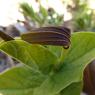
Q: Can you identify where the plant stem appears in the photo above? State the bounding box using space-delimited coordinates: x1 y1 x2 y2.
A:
54 47 69 71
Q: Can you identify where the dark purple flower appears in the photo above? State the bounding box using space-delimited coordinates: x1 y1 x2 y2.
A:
21 26 71 49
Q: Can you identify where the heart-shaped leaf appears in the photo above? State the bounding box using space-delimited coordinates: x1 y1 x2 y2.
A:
0 40 58 74
33 32 95 95
0 32 95 95
0 66 46 95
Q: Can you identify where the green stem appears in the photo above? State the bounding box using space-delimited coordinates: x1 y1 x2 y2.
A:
54 47 69 71
60 48 69 63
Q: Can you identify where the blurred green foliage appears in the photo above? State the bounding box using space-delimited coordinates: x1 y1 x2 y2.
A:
72 1 95 31
19 0 95 31
20 2 64 27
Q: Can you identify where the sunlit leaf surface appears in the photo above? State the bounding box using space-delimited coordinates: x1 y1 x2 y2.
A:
0 32 95 95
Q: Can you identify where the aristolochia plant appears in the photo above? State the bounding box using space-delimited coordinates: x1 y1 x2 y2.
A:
0 27 95 95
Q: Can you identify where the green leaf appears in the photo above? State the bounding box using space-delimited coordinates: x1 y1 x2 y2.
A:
1 32 95 95
20 3 42 23
47 46 63 58
33 32 95 95
60 82 83 95
0 66 46 95
20 3 35 19
47 46 69 68
0 40 58 74
40 5 48 18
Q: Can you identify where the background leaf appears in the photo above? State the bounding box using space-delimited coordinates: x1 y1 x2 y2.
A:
20 3 42 23
40 5 48 18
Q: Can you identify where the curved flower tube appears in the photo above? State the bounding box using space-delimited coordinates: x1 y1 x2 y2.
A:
21 27 71 49
0 27 71 49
